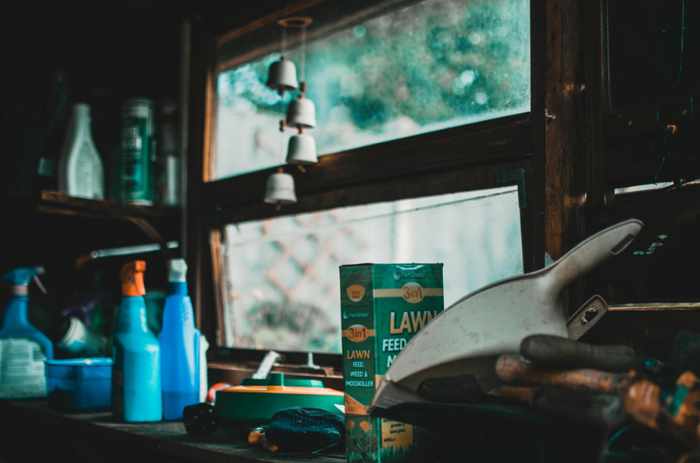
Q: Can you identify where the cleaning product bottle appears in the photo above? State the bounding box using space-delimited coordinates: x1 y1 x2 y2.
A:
199 334 209 402
0 267 53 398
160 258 200 420
113 260 161 422
56 316 109 357
58 103 105 199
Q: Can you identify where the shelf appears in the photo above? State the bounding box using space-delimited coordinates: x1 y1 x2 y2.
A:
0 400 341 463
581 302 700 359
36 191 181 249
36 190 179 222
1 191 182 268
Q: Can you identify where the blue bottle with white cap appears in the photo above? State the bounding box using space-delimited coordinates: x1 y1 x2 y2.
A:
159 258 200 420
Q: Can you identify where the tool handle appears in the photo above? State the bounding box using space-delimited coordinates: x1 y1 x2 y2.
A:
532 386 625 430
490 385 625 429
495 354 628 393
545 219 643 296
252 351 282 379
521 335 638 372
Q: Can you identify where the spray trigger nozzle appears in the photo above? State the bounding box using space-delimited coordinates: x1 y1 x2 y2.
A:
3 266 45 288
32 276 47 295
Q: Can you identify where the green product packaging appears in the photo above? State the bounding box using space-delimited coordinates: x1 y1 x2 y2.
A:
340 263 444 463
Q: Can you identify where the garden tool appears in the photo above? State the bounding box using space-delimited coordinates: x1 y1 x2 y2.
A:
495 354 634 394
520 334 639 372
371 219 643 412
567 294 608 340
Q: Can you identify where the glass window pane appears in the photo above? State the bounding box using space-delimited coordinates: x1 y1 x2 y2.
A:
213 0 531 179
221 186 524 352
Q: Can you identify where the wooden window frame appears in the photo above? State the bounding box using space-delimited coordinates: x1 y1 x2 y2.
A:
185 0 547 365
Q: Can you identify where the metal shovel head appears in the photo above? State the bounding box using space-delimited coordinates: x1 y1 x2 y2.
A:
372 219 643 409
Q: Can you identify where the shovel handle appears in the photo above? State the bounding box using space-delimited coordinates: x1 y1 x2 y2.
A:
495 354 630 394
545 219 643 296
520 335 638 372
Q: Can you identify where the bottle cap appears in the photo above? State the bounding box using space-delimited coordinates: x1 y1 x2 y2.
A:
168 259 188 282
120 260 146 296
74 103 90 118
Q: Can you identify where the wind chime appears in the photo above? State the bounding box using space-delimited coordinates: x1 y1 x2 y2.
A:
264 17 317 209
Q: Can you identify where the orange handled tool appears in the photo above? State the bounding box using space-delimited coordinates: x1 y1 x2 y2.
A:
495 354 633 394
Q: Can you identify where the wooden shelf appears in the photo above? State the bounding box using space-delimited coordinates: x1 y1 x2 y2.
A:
1 191 182 268
36 190 179 221
581 301 700 359
0 400 340 463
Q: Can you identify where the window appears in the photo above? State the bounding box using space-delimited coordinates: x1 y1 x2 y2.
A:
197 0 538 356
221 186 523 352
213 0 531 179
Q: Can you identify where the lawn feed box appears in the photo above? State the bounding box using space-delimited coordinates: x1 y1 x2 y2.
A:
340 263 444 463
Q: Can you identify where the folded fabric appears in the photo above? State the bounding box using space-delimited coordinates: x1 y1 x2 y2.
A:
248 407 344 455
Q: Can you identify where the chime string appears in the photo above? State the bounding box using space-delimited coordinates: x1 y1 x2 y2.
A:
300 24 307 85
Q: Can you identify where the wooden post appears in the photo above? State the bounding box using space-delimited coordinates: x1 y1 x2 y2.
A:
544 0 606 258
185 17 219 341
544 0 607 311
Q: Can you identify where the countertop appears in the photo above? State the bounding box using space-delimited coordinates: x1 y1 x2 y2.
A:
0 400 343 463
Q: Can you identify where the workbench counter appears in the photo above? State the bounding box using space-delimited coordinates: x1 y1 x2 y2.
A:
0 400 343 463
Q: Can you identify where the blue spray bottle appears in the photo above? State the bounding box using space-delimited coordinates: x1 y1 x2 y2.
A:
113 260 162 422
160 258 200 420
0 267 54 398
0 267 53 359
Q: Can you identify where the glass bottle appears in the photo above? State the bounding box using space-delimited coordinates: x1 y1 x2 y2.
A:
58 103 104 199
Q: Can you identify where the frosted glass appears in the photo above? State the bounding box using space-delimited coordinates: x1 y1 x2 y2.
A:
222 186 523 352
213 0 531 179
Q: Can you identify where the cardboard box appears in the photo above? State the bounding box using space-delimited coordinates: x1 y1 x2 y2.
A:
340 263 444 463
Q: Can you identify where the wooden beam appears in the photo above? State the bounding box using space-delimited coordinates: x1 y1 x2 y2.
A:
544 0 606 259
204 159 531 227
544 0 579 260
216 0 424 72
202 114 533 224
186 17 217 338
209 228 226 346
526 0 546 272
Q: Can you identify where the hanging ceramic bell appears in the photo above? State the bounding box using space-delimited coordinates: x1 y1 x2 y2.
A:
286 133 317 165
264 168 297 205
266 57 298 94
286 95 316 129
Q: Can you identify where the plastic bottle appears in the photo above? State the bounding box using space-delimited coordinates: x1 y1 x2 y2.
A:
56 316 109 357
36 68 71 193
58 103 105 199
0 267 53 398
160 259 200 420
113 261 161 422
199 334 209 402
156 100 180 206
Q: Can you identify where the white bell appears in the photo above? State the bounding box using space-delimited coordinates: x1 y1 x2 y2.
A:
264 169 297 205
286 133 317 165
266 57 298 94
286 96 316 129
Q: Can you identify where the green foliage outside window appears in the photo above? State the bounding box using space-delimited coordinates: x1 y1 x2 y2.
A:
215 0 530 178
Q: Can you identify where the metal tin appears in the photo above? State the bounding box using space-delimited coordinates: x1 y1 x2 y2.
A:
119 98 154 205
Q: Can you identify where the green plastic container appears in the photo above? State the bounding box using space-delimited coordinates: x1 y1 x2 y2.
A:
214 372 344 429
